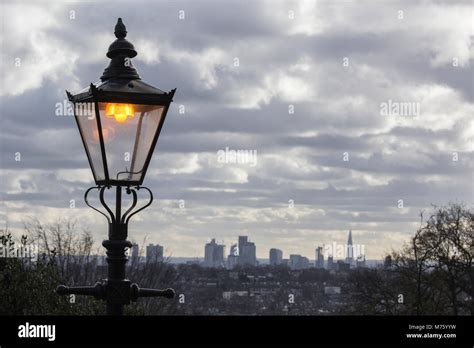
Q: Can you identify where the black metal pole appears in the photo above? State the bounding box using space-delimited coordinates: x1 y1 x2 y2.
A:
115 185 122 223
104 186 128 315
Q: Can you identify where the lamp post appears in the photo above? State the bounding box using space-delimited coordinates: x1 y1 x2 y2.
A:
56 18 176 315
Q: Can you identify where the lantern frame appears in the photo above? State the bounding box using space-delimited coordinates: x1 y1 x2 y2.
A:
66 18 175 187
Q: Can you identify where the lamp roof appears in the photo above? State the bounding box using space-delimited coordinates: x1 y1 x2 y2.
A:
66 18 175 105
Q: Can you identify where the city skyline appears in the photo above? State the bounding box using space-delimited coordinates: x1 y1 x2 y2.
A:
1 1 472 261
139 230 369 263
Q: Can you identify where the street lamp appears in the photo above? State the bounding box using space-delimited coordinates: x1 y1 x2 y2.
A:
56 18 176 315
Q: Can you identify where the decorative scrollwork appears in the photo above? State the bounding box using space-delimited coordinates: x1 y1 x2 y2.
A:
124 186 153 225
84 185 153 226
84 186 114 223
121 188 138 224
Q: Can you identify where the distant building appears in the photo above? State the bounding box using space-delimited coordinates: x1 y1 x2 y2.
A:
222 291 248 300
327 255 334 270
315 246 324 269
204 238 225 268
356 255 366 268
146 243 163 263
131 243 139 263
289 254 310 270
336 260 350 271
324 286 341 295
227 244 239 269
269 248 283 265
345 230 354 265
238 236 257 266
131 243 140 258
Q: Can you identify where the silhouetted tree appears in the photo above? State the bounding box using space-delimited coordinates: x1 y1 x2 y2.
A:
1 218 177 315
347 204 473 315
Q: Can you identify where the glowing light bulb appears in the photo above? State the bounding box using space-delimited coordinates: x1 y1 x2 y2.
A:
105 103 135 123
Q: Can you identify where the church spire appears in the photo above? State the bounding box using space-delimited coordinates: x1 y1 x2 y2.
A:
346 230 354 265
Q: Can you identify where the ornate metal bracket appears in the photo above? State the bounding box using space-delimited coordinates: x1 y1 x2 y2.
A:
56 185 174 315
84 185 153 226
56 282 175 303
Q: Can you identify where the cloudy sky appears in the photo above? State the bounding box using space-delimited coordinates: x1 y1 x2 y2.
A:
1 0 473 260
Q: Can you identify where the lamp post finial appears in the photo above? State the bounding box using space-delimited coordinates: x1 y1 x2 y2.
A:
114 18 127 39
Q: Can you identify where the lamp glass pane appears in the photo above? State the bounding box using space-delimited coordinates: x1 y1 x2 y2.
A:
98 102 164 182
74 102 105 181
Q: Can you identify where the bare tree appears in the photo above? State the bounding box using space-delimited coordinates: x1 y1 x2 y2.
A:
348 204 473 315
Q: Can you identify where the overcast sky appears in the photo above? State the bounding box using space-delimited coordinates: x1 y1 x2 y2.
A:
1 0 473 260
